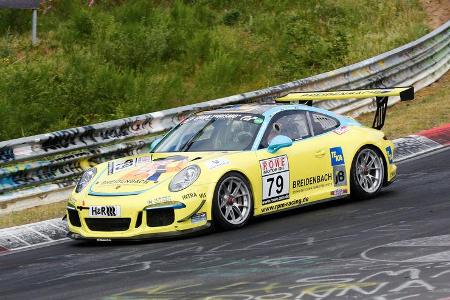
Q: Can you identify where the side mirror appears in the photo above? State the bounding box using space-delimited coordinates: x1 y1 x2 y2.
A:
267 135 293 153
149 137 162 152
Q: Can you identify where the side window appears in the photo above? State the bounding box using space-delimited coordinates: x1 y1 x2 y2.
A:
260 111 311 148
310 112 339 135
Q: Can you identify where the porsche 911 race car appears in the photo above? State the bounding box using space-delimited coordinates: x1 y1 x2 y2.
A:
67 87 414 240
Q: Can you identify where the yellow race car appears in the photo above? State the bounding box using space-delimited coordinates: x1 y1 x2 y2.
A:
67 87 413 241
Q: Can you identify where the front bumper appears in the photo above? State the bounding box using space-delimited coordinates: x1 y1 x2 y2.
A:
67 191 211 240
384 163 397 187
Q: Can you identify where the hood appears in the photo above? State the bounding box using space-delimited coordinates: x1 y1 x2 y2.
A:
88 152 224 196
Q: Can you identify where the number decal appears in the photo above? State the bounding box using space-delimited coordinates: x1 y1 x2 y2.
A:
333 165 347 186
276 175 283 194
266 177 274 197
334 170 345 185
266 175 285 197
260 155 290 205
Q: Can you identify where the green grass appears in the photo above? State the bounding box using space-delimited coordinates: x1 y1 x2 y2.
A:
0 201 66 229
0 0 429 141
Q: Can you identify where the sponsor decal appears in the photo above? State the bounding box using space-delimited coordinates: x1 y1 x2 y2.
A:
292 173 333 194
182 192 197 200
333 164 347 187
121 155 188 182
191 212 207 224
240 115 259 122
147 196 172 205
333 126 349 135
296 90 391 98
330 147 345 166
330 146 347 187
292 173 332 188
259 156 290 205
260 155 289 176
96 239 112 242
101 179 150 185
188 113 263 123
89 206 120 217
206 158 229 170
261 197 308 213
386 146 393 164
199 192 207 199
254 118 264 124
331 188 348 196
108 156 152 175
188 114 242 122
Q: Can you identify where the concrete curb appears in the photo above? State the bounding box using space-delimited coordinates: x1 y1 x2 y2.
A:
0 124 448 254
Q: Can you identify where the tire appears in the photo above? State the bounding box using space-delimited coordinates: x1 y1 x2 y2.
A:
212 172 253 230
350 146 385 200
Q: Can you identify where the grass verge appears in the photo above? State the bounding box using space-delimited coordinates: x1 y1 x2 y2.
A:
0 201 66 229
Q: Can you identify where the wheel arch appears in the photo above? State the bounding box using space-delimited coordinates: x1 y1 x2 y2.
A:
351 143 389 187
216 170 256 205
211 170 256 228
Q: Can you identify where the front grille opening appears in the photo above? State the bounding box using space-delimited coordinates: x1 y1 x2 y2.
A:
67 209 81 227
85 218 131 232
135 211 143 228
147 208 175 227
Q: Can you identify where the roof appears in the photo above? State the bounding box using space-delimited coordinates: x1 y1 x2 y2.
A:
197 103 360 127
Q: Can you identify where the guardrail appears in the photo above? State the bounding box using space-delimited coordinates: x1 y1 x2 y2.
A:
1 20 449 214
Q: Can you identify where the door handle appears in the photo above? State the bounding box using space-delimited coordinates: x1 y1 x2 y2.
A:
315 150 326 158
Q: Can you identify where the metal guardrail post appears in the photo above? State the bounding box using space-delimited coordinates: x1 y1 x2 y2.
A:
31 9 37 45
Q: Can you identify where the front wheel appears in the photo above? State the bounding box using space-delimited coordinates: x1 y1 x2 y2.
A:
212 172 253 230
350 147 385 200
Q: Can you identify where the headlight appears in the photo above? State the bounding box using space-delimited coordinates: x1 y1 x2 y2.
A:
169 165 201 192
75 168 97 193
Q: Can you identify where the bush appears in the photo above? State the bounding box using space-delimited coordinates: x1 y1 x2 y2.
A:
97 18 169 70
223 9 240 26
0 9 31 35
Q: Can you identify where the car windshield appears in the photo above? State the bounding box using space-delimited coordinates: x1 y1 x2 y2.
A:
153 113 264 152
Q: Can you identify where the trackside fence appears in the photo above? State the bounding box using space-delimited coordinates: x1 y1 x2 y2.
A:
0 21 449 214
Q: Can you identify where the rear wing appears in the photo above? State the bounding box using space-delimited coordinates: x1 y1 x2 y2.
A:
275 87 414 130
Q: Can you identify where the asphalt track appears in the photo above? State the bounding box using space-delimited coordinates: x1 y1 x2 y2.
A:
1 149 449 300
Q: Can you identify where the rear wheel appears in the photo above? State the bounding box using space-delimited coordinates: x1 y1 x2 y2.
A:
212 172 253 230
350 147 385 200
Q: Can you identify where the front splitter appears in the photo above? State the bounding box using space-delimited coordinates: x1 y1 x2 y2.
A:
67 222 212 242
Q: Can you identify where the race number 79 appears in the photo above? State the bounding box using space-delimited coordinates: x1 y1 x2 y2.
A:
266 175 284 196
262 171 289 204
